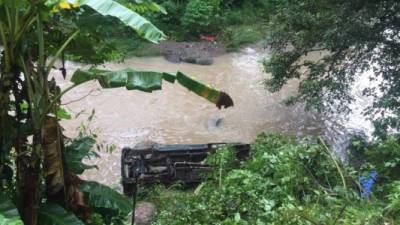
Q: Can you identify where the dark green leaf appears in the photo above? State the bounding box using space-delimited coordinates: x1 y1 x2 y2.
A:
0 194 23 225
38 203 84 225
65 136 99 175
81 181 131 215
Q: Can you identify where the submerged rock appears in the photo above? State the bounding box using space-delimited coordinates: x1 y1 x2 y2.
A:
206 117 224 131
195 57 214 65
181 55 198 64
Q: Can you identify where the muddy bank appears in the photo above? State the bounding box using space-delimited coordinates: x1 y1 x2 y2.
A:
158 41 226 65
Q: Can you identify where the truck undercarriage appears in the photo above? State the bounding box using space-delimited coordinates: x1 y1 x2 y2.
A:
121 143 250 196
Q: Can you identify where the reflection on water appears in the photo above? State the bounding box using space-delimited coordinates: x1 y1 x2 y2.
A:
57 47 369 185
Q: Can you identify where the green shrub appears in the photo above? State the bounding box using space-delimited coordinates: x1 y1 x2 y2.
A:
220 0 269 9
149 133 400 224
147 0 187 40
181 0 221 36
385 181 400 221
160 0 184 23
349 136 400 196
219 24 265 51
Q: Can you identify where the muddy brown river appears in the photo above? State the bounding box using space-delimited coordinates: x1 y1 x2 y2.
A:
58 47 368 185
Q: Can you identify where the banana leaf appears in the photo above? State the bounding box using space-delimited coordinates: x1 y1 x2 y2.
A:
65 136 99 175
38 203 84 225
79 0 166 43
0 194 23 225
80 181 131 215
126 0 167 14
71 68 234 109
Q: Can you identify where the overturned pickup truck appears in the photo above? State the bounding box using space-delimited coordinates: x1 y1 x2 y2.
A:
121 143 250 196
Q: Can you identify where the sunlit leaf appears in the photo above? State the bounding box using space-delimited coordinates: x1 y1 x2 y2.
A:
79 0 166 43
57 107 72 120
59 1 72 9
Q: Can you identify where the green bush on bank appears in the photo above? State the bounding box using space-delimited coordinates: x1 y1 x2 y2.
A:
101 1 270 58
147 0 267 46
181 0 221 36
147 133 400 225
219 24 266 51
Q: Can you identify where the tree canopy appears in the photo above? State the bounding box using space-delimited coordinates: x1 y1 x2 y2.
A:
264 0 400 137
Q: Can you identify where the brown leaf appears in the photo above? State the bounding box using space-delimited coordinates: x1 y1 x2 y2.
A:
66 172 91 221
216 91 234 109
43 117 65 198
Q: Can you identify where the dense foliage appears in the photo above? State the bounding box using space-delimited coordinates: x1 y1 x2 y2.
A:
0 1 232 225
147 134 400 224
180 0 221 36
263 0 400 137
1 1 398 225
122 0 269 51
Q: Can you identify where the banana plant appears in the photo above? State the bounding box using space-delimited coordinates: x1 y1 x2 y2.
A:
53 0 166 43
0 0 234 224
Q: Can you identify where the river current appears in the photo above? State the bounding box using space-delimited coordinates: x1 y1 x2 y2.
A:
57 47 372 185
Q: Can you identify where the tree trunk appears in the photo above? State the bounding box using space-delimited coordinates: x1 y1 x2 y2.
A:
16 131 41 225
43 116 66 203
42 116 91 220
0 73 12 167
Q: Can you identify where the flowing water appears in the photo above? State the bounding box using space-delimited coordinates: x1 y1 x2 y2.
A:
57 47 372 185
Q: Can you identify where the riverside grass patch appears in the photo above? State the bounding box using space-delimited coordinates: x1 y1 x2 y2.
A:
144 133 400 225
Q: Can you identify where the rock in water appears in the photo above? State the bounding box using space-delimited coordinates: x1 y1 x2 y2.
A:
181 55 197 64
196 57 214 65
159 41 225 65
134 202 156 225
206 117 224 131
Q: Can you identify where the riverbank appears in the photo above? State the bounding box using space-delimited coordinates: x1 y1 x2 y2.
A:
115 33 266 66
114 34 266 64
111 6 267 62
137 133 400 224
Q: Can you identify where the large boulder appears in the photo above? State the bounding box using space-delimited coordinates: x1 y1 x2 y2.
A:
159 41 225 66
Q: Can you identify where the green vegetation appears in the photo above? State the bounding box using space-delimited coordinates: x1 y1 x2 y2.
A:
220 24 265 52
0 1 233 225
181 0 221 36
109 0 270 57
144 134 400 224
263 0 400 137
1 1 399 225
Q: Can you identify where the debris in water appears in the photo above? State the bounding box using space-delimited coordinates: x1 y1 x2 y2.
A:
206 117 224 131
216 91 234 109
